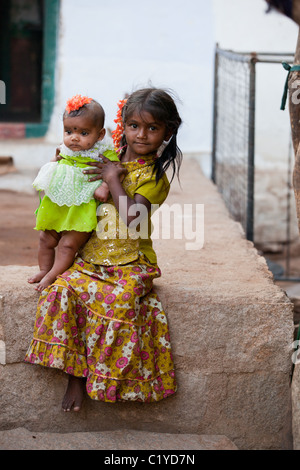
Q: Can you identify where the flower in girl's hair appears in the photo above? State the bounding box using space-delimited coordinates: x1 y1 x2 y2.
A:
65 94 92 113
112 98 127 151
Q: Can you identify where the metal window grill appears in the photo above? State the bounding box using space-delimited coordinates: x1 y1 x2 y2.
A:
211 46 294 243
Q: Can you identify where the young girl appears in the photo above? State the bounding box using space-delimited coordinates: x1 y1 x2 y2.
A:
25 87 182 411
28 95 120 292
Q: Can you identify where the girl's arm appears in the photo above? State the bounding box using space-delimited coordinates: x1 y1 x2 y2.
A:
84 158 151 226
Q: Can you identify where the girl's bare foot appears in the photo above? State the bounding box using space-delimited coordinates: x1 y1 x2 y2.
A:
62 375 86 412
28 270 48 284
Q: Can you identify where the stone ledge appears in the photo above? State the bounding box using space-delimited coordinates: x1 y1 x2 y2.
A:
0 428 238 450
0 265 294 373
0 159 295 450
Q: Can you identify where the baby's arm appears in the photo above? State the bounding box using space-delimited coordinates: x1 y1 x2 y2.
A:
94 181 110 202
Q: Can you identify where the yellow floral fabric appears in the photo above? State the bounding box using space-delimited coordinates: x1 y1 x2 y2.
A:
80 155 170 266
25 255 177 402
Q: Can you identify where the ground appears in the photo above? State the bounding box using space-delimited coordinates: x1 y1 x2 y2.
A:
0 190 40 266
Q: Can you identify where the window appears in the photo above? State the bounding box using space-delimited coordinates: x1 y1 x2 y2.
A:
0 0 59 137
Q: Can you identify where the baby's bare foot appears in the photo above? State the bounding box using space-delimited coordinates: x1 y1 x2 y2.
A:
62 375 86 412
34 273 57 292
28 270 48 284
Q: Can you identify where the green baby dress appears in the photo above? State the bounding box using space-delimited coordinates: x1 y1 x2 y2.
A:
33 141 119 233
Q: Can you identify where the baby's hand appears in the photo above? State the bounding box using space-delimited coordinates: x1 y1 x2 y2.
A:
94 182 110 202
51 147 63 162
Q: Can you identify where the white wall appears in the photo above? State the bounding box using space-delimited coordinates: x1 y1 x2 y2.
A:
212 0 298 51
47 0 215 156
3 0 298 170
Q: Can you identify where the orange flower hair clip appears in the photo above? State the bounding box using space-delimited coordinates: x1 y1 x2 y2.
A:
112 98 127 151
65 94 92 114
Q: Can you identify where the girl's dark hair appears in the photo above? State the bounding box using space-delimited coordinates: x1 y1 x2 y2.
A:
120 87 183 183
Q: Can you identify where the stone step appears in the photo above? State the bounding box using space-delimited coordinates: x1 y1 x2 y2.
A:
0 159 294 449
0 428 238 450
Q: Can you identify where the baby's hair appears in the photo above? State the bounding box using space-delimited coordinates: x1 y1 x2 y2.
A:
63 99 105 130
120 87 182 182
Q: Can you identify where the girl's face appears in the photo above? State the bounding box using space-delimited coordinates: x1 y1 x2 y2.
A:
63 114 105 152
124 110 171 159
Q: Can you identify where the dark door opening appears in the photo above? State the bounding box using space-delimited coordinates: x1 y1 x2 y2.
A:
0 0 44 123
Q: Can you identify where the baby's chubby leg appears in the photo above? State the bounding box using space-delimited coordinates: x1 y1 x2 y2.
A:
28 230 60 284
34 231 91 292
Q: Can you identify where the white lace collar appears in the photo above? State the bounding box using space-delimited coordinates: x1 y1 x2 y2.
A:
60 139 114 160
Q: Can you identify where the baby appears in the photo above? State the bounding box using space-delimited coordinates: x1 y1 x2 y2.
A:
28 95 120 291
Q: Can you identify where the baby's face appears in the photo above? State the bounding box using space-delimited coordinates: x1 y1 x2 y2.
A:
63 114 105 152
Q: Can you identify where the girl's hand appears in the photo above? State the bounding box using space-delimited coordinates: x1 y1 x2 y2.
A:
83 155 127 183
85 155 150 226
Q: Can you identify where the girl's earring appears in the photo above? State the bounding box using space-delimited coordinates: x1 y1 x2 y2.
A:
157 133 175 157
157 136 172 158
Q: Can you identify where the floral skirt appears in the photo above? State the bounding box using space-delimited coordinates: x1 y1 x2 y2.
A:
24 255 177 403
